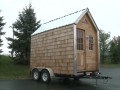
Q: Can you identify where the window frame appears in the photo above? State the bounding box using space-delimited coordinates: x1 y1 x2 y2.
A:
89 35 93 50
77 29 84 50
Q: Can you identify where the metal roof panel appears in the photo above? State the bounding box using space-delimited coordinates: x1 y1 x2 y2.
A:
32 9 87 35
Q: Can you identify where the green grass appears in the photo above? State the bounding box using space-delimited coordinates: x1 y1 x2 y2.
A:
101 63 120 68
0 55 30 80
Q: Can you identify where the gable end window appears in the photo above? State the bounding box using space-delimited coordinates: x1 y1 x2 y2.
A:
89 35 93 50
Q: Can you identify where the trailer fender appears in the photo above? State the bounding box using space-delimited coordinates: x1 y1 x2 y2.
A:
45 68 55 79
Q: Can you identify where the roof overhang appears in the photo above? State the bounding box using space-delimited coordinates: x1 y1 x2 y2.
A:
75 8 99 32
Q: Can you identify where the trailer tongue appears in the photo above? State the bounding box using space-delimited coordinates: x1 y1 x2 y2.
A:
81 72 112 85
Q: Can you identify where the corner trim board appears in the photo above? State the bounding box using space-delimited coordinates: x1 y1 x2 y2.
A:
73 24 77 75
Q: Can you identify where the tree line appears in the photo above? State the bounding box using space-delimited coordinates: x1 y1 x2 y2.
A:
0 4 120 65
100 30 120 64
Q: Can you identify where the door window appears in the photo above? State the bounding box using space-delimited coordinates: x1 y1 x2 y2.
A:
77 30 83 50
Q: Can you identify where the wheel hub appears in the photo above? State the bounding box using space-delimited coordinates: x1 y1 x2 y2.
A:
34 71 39 79
42 73 48 82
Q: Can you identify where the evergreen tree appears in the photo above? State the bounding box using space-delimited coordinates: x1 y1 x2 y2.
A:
99 30 110 64
6 4 40 64
0 11 6 54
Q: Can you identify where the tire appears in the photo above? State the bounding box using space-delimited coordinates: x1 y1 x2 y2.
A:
32 69 40 81
41 70 51 83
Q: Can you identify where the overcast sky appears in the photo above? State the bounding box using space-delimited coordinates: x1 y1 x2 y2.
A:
0 0 120 54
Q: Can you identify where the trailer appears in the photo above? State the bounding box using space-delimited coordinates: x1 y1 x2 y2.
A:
30 8 100 83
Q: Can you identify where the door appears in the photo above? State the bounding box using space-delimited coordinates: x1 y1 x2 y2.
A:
77 29 86 71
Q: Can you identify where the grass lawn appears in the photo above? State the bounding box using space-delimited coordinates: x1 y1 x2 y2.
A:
0 55 30 80
101 63 120 68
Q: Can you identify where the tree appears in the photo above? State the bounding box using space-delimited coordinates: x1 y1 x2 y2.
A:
6 4 40 64
110 36 120 64
0 11 6 54
99 30 110 64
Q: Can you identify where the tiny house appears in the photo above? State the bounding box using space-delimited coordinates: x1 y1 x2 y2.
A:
30 8 99 83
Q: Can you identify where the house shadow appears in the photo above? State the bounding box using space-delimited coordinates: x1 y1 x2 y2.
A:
39 78 105 90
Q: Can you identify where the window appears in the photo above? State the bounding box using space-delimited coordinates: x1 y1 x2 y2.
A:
77 30 83 50
89 35 93 50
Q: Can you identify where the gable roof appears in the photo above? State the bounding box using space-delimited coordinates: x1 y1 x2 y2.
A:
32 8 99 36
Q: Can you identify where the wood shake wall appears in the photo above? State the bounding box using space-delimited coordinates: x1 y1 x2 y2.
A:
77 14 98 71
30 25 74 75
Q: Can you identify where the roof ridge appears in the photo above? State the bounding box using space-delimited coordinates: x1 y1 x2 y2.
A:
43 9 86 24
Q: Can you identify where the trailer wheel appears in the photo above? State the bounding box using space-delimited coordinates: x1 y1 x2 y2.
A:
32 69 40 81
41 70 51 83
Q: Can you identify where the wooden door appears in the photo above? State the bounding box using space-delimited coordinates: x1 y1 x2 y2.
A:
77 29 86 71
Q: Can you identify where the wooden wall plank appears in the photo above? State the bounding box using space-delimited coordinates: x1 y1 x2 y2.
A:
30 25 74 75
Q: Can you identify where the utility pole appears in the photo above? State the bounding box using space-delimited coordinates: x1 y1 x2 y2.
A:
9 26 14 58
29 0 32 4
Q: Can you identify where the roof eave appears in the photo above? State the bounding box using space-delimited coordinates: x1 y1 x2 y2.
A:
87 10 99 31
31 23 74 36
74 8 89 24
75 8 99 32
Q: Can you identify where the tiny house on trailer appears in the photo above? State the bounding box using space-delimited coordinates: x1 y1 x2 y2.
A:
30 8 99 83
